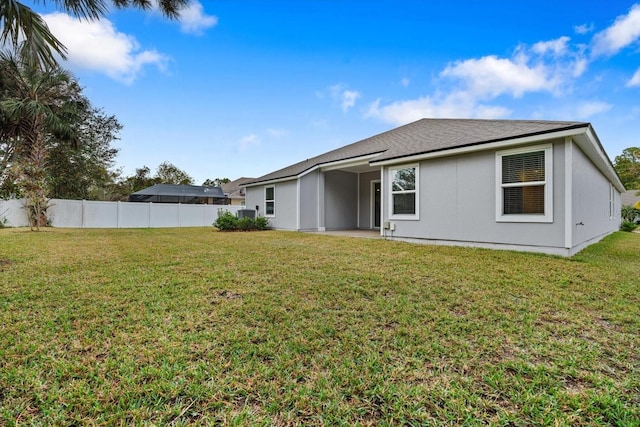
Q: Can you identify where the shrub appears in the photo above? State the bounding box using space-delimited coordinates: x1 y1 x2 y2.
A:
213 210 270 231
620 221 638 232
621 205 640 223
255 216 269 230
237 216 255 231
214 210 239 231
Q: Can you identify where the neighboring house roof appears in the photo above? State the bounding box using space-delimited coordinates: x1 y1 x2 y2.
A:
621 190 640 207
221 177 254 200
130 184 225 202
246 119 591 185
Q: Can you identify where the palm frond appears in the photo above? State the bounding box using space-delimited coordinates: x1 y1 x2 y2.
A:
0 1 67 70
111 0 190 18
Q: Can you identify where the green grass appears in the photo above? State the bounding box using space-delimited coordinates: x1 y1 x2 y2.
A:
0 228 638 426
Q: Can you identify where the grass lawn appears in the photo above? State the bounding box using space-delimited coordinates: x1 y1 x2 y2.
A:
0 228 638 425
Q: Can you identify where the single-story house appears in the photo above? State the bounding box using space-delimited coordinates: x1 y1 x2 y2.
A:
129 184 228 204
244 119 624 256
221 177 254 206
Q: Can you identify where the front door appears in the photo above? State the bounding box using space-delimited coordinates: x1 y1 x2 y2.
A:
372 181 381 228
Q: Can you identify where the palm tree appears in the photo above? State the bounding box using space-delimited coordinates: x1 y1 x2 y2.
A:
0 0 190 70
0 51 79 229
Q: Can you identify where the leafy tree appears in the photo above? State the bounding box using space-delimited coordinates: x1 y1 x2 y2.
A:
0 51 79 228
116 166 158 195
47 107 121 199
613 147 640 190
1 53 122 203
0 0 191 69
155 161 194 185
203 177 230 187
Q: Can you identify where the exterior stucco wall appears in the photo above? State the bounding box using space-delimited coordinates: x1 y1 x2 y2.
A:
299 171 319 231
245 180 298 230
571 143 621 248
358 170 381 229
244 186 261 216
324 170 358 230
382 139 568 250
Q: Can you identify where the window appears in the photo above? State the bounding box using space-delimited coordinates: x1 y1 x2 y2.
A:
265 186 275 216
390 164 418 219
496 144 553 222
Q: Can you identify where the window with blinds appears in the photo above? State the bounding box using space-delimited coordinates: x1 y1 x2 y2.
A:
496 144 553 223
502 150 545 214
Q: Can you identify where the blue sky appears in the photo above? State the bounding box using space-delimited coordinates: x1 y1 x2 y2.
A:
32 1 640 184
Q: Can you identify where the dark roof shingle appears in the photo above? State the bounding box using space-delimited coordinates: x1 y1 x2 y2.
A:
247 118 588 184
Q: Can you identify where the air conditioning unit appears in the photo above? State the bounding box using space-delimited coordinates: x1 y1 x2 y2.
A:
237 209 256 219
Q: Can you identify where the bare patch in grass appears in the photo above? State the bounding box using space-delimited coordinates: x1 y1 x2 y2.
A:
562 376 592 394
218 290 242 299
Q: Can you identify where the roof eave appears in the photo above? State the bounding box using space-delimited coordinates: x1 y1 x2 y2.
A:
573 125 625 192
370 125 590 166
242 152 384 187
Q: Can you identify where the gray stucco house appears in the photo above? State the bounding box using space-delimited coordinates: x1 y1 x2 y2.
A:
244 119 624 256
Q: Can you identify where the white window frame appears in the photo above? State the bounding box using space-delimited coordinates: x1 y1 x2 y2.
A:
389 163 419 220
495 144 553 223
265 185 275 217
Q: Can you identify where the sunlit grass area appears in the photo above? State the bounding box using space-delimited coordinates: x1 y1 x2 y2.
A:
1 228 638 425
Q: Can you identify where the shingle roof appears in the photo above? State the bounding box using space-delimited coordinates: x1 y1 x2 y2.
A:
247 118 589 184
131 184 225 198
221 177 254 199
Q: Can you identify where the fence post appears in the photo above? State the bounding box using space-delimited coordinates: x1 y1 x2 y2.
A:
82 199 86 228
148 202 152 228
117 201 121 228
178 203 181 227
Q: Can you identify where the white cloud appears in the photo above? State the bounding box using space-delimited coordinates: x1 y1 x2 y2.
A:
532 36 571 56
574 101 612 119
365 92 511 126
237 134 259 152
328 84 361 112
341 90 360 112
178 1 218 35
591 4 640 56
440 55 559 98
628 68 640 87
574 23 594 35
366 36 592 126
43 12 168 83
572 57 588 77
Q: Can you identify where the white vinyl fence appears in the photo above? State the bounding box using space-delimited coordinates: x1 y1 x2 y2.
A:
0 199 243 228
